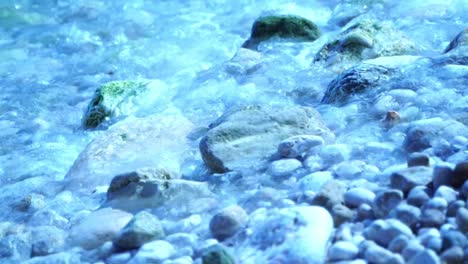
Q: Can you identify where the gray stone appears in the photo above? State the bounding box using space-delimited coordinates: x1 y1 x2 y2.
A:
328 241 359 261
407 186 431 207
408 249 440 264
331 204 355 227
321 63 393 104
388 235 409 253
311 180 346 211
209 205 248 241
441 246 464 264
128 240 175 264
452 162 468 188
224 48 263 76
373 189 404 218
441 230 467 250
390 203 421 228
423 197 448 212
418 228 442 253
267 159 302 180
407 153 430 167
22 252 81 264
390 166 433 193
444 29 468 53
297 171 333 193
456 207 468 233
344 187 376 208
277 135 324 158
434 186 458 204
31 226 66 257
420 209 445 228
402 240 425 261
364 242 404 264
201 244 234 264
364 219 414 247
199 105 334 173
0 232 32 261
106 252 132 264
113 211 165 250
432 165 454 190
447 200 465 217
357 203 374 220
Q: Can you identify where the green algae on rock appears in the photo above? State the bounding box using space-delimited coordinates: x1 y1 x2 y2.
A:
202 244 235 264
242 15 320 50
82 80 149 129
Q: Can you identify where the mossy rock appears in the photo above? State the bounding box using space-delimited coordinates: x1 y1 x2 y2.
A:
202 244 235 264
242 15 320 50
82 80 148 129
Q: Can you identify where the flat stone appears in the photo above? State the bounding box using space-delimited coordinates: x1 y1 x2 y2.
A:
209 205 248 241
344 187 376 208
328 241 359 261
390 166 433 193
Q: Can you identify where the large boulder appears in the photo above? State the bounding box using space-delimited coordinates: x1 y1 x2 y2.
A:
66 112 194 193
199 105 334 173
321 63 393 104
314 18 415 69
103 168 214 215
82 80 171 129
242 15 320 50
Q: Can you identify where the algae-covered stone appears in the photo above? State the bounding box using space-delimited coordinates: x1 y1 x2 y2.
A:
202 244 234 264
0 7 49 30
200 105 334 173
242 15 320 50
314 18 415 69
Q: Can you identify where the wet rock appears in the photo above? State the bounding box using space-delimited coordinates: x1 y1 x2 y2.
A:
364 219 414 247
201 244 234 264
82 80 169 128
328 241 359 261
344 187 376 208
388 235 409 253
390 166 432 193
357 203 374 220
321 63 393 104
242 15 320 50
402 240 425 261
200 105 333 173
434 185 458 204
267 159 302 180
67 113 194 193
432 165 454 190
13 193 45 212
456 207 468 233
441 246 464 264
417 228 442 253
209 205 248 241
0 232 32 262
408 249 440 264
444 29 468 54
314 18 415 68
331 204 355 227
113 211 165 250
297 171 333 193
128 240 175 264
424 197 448 212
312 180 346 210
441 230 467 250
69 208 132 250
390 203 420 228
31 226 66 257
363 241 404 264
104 169 213 214
452 161 468 188
447 200 465 217
22 252 81 264
407 153 430 167
420 209 445 228
224 48 263 76
29 209 69 229
373 189 404 218
277 135 324 158
407 186 431 207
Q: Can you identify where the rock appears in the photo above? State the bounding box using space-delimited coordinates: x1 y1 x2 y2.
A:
407 186 431 207
364 219 414 247
201 244 234 264
328 0 382 26
441 230 467 250
420 209 445 228
447 200 465 217
403 118 468 153
333 160 367 179
105 169 213 214
462 181 468 198
402 240 425 261
69 208 132 250
432 165 454 190
66 112 194 193
373 189 404 218
13 193 45 212
246 206 333 263
441 246 464 264
113 211 165 250
297 171 333 193
344 187 376 208
417 228 442 253
434 186 458 204
357 203 374 220
82 80 170 128
424 197 448 212
328 241 359 261
452 161 468 188
128 240 175 264
31 226 66 257
0 232 32 262
267 159 302 180
106 252 132 264
224 48 263 76
199 105 333 173
407 153 430 167
364 242 404 264
311 180 346 210
444 29 468 54
209 205 248 241
331 204 355 227
29 209 69 229
321 63 393 104
277 135 324 158
390 166 433 193
22 252 81 264
242 15 320 50
388 235 409 253
456 207 468 233
408 249 440 264
390 203 421 228
314 18 415 68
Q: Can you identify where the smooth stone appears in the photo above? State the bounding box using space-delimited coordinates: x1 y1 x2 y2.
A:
319 144 351 167
373 189 404 218
331 204 355 227
447 200 465 217
31 226 66 257
106 252 132 264
311 180 346 210
462 181 468 198
402 240 425 261
441 230 467 250
165 233 197 249
452 162 468 188
420 209 445 227
328 241 359 261
432 165 454 190
297 171 333 193
417 228 442 253
22 252 81 264
209 205 248 241
277 135 324 158
408 249 440 264
268 159 302 179
69 208 132 250
163 256 193 264
201 244 234 264
113 211 165 250
357 203 374 221
364 242 404 264
423 197 448 212
456 207 468 233
434 186 458 204
407 186 431 207
364 219 414 247
128 240 175 264
441 246 464 263
407 153 430 167
390 166 433 193
388 235 409 253
344 187 376 208
390 203 421 228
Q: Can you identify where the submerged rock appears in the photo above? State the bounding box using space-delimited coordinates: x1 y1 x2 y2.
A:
242 15 320 50
444 29 468 54
321 63 393 104
200 105 334 173
202 244 235 264
209 205 248 241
